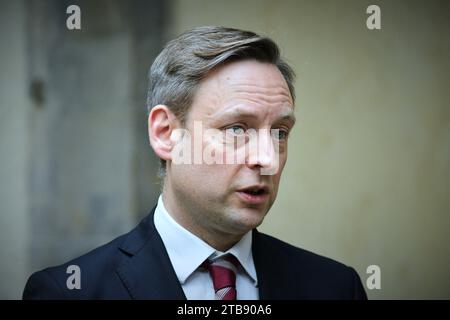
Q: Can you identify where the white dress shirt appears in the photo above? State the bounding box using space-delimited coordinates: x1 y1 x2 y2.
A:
153 195 259 300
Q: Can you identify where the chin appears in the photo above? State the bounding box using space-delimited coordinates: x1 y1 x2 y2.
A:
229 207 267 232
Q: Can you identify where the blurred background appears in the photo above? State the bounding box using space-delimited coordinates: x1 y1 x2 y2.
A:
0 0 448 299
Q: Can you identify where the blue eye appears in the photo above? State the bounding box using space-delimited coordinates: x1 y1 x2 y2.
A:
273 130 289 141
226 125 246 135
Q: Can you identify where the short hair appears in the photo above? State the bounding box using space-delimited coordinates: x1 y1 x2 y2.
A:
147 26 296 175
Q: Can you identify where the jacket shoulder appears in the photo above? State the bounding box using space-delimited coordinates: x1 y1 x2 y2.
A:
23 229 134 299
257 232 348 270
254 231 367 299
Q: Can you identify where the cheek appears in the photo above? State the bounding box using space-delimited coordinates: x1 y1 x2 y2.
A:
279 153 287 171
200 163 238 185
178 162 238 194
271 152 287 188
201 133 241 177
275 148 288 172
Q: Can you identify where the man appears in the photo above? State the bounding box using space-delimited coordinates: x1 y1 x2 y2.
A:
23 26 367 300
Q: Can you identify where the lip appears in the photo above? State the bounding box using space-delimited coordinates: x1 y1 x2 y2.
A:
236 185 270 205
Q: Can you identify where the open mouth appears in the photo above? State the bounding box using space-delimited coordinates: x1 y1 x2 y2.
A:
241 188 267 196
236 185 269 204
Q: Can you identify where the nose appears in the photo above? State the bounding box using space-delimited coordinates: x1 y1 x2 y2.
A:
246 129 280 175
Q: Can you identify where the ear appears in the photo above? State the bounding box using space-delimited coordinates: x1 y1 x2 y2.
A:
148 105 179 161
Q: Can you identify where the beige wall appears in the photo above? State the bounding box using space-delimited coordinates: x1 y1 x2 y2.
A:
169 0 450 299
0 0 29 299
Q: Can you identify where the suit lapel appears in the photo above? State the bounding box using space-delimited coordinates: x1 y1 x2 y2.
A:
116 208 186 300
252 229 285 299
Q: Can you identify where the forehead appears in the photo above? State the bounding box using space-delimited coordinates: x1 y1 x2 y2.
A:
189 60 294 121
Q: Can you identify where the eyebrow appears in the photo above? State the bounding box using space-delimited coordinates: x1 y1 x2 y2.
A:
276 109 296 125
209 105 296 125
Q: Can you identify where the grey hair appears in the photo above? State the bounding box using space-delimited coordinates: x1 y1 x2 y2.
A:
147 26 296 175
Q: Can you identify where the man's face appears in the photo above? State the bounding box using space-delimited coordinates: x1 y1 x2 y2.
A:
168 59 295 237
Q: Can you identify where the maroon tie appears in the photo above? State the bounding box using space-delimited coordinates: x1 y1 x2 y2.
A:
202 255 240 300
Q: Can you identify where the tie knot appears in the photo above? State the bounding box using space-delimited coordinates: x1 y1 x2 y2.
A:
202 255 241 300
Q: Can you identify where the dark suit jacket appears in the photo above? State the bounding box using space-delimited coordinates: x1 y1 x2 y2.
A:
23 207 367 300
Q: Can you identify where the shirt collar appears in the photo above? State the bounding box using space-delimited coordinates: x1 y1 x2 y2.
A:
154 195 258 286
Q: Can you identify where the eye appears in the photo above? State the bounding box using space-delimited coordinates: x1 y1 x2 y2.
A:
225 125 246 136
272 129 289 141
